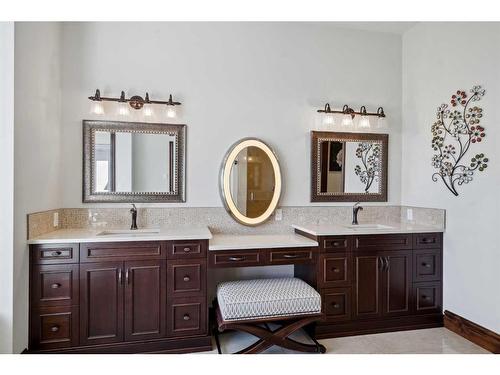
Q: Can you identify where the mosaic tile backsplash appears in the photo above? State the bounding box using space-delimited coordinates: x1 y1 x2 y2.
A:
27 205 445 239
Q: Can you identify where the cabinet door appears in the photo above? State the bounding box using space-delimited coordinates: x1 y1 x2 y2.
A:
381 251 412 317
124 260 166 341
353 254 382 319
80 262 124 346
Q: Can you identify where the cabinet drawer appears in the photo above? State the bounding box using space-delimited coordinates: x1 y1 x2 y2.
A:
167 297 207 337
167 259 206 297
318 254 350 287
268 248 315 264
167 240 207 259
32 243 79 264
414 233 442 249
30 306 79 350
354 234 412 250
322 236 350 252
80 241 164 262
413 282 442 314
209 250 263 268
413 249 442 282
32 265 79 307
322 287 351 322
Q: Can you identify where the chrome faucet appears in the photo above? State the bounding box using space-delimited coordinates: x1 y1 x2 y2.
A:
352 202 363 225
130 204 138 230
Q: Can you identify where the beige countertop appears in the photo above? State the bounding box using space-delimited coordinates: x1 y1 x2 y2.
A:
208 233 319 251
27 226 213 244
292 222 445 237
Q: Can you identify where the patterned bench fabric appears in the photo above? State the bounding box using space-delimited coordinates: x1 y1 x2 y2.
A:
217 277 321 321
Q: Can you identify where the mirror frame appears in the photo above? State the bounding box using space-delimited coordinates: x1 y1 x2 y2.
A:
219 138 282 226
83 120 186 203
311 131 388 202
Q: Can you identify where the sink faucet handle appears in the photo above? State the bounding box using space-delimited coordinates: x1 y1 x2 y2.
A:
130 204 137 212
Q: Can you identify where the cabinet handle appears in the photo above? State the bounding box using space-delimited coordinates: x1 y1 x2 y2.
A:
332 242 340 247
118 269 123 285
283 254 299 259
384 257 390 271
422 262 431 268
332 303 340 309
331 267 340 273
51 251 62 256
126 268 130 284
378 257 383 269
183 314 191 321
421 295 431 301
183 247 191 253
421 237 434 244
228 256 245 262
51 283 61 289
183 276 191 282
50 325 60 332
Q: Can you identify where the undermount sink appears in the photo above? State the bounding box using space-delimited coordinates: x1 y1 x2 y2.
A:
343 224 394 230
97 228 161 236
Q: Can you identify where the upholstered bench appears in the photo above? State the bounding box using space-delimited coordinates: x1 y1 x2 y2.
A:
214 278 326 354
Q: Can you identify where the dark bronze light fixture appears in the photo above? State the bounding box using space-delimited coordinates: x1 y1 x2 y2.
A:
317 103 385 118
88 89 181 117
317 102 386 129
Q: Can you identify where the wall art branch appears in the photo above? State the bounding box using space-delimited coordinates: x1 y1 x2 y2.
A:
355 142 382 193
432 85 488 196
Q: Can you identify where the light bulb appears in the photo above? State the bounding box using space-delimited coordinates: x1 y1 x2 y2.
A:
166 105 177 119
358 115 370 129
118 102 130 116
90 101 104 115
143 104 154 117
323 113 335 126
377 116 387 129
341 114 353 128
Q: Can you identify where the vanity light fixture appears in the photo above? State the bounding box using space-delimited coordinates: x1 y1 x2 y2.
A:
317 102 386 129
88 89 182 118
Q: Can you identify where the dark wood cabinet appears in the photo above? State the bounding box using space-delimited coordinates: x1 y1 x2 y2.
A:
353 254 382 319
79 262 124 346
381 251 412 317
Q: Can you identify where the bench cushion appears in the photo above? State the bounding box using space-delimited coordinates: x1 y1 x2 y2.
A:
217 277 321 321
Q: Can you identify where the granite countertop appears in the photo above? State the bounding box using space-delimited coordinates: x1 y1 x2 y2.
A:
292 222 445 237
27 226 213 244
208 233 319 251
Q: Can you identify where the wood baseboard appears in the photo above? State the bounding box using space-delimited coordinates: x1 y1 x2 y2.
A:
444 310 500 354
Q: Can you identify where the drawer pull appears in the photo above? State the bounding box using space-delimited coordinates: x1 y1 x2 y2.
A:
50 325 60 332
332 303 340 309
51 251 62 256
283 254 300 259
422 263 431 268
183 314 191 321
421 295 431 300
331 267 340 273
51 283 62 289
183 247 191 253
420 238 434 244
228 256 245 262
183 276 191 282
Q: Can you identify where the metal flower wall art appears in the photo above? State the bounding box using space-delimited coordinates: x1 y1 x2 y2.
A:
355 142 382 193
432 85 488 196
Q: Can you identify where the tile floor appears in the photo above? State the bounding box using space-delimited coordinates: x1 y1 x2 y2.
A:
201 327 489 354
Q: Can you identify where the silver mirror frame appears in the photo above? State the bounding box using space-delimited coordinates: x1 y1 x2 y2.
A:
219 138 282 226
83 120 186 203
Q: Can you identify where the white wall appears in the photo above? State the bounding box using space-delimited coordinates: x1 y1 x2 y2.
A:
402 23 500 333
0 22 15 354
60 22 402 208
13 22 63 352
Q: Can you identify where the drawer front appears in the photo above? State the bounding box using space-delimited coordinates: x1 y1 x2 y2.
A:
167 240 207 259
32 243 79 264
268 248 315 265
413 282 442 314
167 297 207 337
167 259 206 297
80 241 164 262
30 306 79 350
322 236 350 252
354 234 412 250
414 233 442 249
319 254 350 287
32 264 79 307
322 287 352 322
413 249 442 282
209 250 263 268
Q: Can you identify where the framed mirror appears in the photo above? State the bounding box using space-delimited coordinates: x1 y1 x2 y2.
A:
83 120 185 203
311 131 388 202
219 138 282 226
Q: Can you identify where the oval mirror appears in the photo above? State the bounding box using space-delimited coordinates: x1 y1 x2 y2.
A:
220 138 282 226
